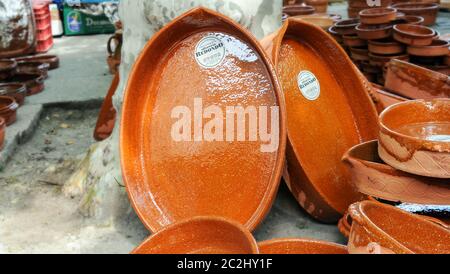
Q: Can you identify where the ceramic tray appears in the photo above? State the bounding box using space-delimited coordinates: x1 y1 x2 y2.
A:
260 18 379 222
121 8 286 232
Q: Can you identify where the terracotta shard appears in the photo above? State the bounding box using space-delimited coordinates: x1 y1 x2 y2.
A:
260 18 379 222
94 73 119 141
378 99 450 179
258 238 348 254
348 201 450 254
121 8 286 232
132 217 258 254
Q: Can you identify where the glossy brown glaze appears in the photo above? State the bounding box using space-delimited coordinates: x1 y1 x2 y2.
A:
338 212 352 238
385 59 450 99
379 99 450 178
6 73 45 96
334 19 359 35
0 117 5 151
392 3 438 26
368 39 405 55
407 39 450 57
94 74 119 141
393 24 435 46
0 59 17 81
258 238 348 254
359 8 397 25
0 83 27 106
14 54 59 70
348 201 450 254
132 217 258 254
343 35 367 47
343 140 450 205
121 8 286 232
260 18 378 222
356 23 393 40
0 96 19 126
370 83 408 113
283 5 315 16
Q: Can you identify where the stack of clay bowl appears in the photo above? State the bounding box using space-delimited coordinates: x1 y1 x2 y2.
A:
282 3 341 30
348 0 392 18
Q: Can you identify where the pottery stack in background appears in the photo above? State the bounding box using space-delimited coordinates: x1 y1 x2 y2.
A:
282 1 342 30
348 0 392 18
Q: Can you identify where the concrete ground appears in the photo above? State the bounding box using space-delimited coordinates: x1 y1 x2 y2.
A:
0 2 449 254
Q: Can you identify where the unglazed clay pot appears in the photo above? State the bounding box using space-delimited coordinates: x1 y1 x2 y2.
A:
16 61 50 79
334 19 359 35
0 59 17 81
385 59 450 99
407 39 450 57
7 73 45 96
121 8 286 232
378 99 450 179
0 83 27 106
94 73 119 141
258 238 348 254
359 8 397 25
283 4 315 17
368 52 409 68
368 39 405 55
348 201 450 254
356 24 393 40
392 3 438 26
132 217 258 254
0 96 19 126
260 18 379 222
343 35 367 47
350 47 370 61
370 83 408 113
305 0 328 13
349 0 392 8
327 26 343 43
14 54 59 70
393 24 435 46
343 140 450 205
393 15 424 25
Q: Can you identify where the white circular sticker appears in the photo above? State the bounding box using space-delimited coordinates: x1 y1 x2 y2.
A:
194 35 226 69
297 70 320 101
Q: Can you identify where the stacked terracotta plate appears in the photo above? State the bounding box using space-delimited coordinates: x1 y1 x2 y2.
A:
282 2 341 30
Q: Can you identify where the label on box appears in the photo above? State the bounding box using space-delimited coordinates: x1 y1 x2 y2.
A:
297 70 320 101
195 35 226 69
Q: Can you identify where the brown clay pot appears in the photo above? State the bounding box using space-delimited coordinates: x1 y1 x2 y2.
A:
368 38 405 55
370 83 408 113
14 54 59 70
121 8 286 232
0 117 5 151
349 0 392 8
348 201 450 254
343 140 450 205
350 47 370 61
0 59 17 81
334 19 359 35
94 73 119 141
343 34 367 47
393 24 435 46
0 83 27 106
407 39 450 57
392 15 424 25
305 0 328 13
16 61 50 79
368 52 409 68
283 4 315 16
359 7 397 25
327 26 343 43
298 16 334 30
356 23 393 40
384 59 450 99
392 3 439 26
260 18 379 222
378 99 450 178
258 238 348 254
6 73 45 96
132 217 259 254
0 96 19 126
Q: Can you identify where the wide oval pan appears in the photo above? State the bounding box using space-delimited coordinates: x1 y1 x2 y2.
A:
121 8 286 232
260 18 379 222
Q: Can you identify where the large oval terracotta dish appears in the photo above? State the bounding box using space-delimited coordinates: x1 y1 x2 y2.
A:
121 8 286 232
260 18 379 222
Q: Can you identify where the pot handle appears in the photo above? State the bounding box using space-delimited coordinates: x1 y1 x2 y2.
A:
107 36 118 56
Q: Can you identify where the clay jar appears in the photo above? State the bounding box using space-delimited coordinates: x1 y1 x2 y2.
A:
368 39 405 55
131 217 259 254
260 18 379 222
407 39 450 57
14 54 59 70
384 59 450 99
0 83 27 106
393 24 435 46
348 201 450 254
283 4 315 17
0 96 19 126
392 3 439 26
343 140 450 205
305 0 328 13
7 73 45 96
0 59 17 80
334 19 359 36
378 99 450 178
356 24 392 40
0 117 4 150
359 7 397 25
258 239 348 254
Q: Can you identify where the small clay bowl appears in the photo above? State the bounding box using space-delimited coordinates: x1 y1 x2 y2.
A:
343 140 450 205
348 201 450 254
283 4 316 16
343 34 367 47
368 52 409 68
0 83 27 106
16 61 50 79
14 54 59 70
327 26 343 43
258 238 348 254
356 23 393 40
368 39 405 55
392 2 439 26
350 46 370 61
407 39 450 57
385 59 450 99
0 96 19 126
0 59 17 81
7 73 45 96
378 99 450 179
334 18 360 35
392 15 424 25
393 24 435 46
359 7 397 25
131 217 259 254
0 117 5 151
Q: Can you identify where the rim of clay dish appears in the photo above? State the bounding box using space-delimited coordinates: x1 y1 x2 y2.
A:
0 59 17 72
258 238 348 254
393 24 435 38
392 2 439 11
0 96 19 112
359 7 397 17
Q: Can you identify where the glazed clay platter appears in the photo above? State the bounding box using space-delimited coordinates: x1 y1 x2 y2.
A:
121 8 286 232
260 18 379 222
